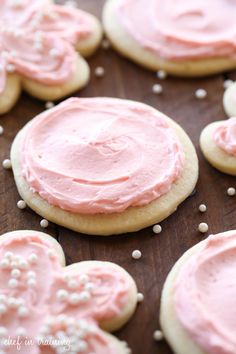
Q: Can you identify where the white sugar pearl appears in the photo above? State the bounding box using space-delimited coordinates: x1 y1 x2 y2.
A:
227 187 236 196
2 159 12 169
199 204 207 213
198 222 209 233
40 219 49 228
153 330 164 341
68 279 78 289
45 101 55 109
49 48 60 58
18 259 28 269
69 293 80 305
84 282 94 292
137 293 144 303
5 252 14 259
157 70 167 80
0 304 7 314
78 291 91 302
0 327 7 337
95 66 105 77
223 79 233 89
79 274 89 284
28 253 38 264
16 327 26 336
101 39 110 49
6 63 15 73
0 295 6 302
152 84 163 94
195 88 207 99
0 126 4 135
17 200 26 209
18 306 29 317
152 224 162 234
27 271 36 278
27 278 36 287
11 269 21 278
0 259 10 269
132 250 142 260
8 297 19 308
8 279 18 288
56 289 69 300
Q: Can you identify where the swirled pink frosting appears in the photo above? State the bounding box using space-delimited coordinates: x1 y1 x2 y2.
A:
0 231 132 354
21 97 185 214
213 118 236 156
0 0 94 92
174 231 236 354
117 0 236 60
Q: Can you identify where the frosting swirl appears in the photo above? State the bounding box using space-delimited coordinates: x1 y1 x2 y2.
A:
21 97 185 214
0 0 94 92
213 118 236 156
117 0 236 60
174 231 236 354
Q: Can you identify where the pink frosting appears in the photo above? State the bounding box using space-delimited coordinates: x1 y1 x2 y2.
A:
0 0 94 90
21 97 185 214
213 118 236 156
117 0 236 60
174 231 236 354
0 232 132 354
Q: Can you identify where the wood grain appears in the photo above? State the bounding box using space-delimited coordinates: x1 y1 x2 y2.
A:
1 1 236 354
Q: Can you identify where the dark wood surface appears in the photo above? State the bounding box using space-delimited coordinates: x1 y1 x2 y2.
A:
1 1 236 353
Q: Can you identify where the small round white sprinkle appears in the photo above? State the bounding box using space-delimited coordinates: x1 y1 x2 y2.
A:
68 279 78 289
0 259 10 269
8 297 19 308
153 330 164 341
40 219 49 228
27 271 36 279
56 289 69 301
199 204 207 213
8 279 18 288
0 327 8 337
49 48 60 58
198 222 209 233
223 79 233 89
78 291 91 302
18 306 29 317
101 39 110 49
79 274 89 284
152 224 162 234
0 295 6 302
152 84 163 95
0 304 7 314
95 66 105 77
28 253 38 264
227 187 236 196
157 70 167 80
18 259 28 269
27 278 36 287
45 101 55 109
11 269 21 278
137 293 144 303
2 159 12 169
5 252 13 259
17 200 26 209
69 293 80 305
0 126 4 135
195 88 207 99
132 250 142 260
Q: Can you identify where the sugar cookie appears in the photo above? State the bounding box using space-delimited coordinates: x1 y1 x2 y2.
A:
103 0 236 77
160 230 236 354
223 82 236 117
200 118 236 175
11 97 198 236
0 230 137 353
0 0 102 114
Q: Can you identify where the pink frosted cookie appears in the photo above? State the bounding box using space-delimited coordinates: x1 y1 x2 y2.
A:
103 0 236 76
160 230 236 354
0 230 137 353
0 0 102 114
200 118 236 175
11 97 198 236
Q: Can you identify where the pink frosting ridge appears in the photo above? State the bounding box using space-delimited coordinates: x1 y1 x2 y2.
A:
0 231 132 354
213 118 236 156
174 231 236 354
0 0 94 93
21 97 185 214
117 0 236 60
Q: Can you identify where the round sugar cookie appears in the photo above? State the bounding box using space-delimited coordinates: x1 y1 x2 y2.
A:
200 118 236 175
11 97 198 236
0 0 102 114
160 230 236 354
223 82 236 117
0 229 137 353
103 0 236 77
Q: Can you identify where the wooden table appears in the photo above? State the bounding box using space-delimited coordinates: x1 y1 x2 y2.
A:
1 1 236 353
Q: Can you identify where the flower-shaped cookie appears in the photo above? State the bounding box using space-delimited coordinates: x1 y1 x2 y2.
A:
0 230 137 354
0 0 102 114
